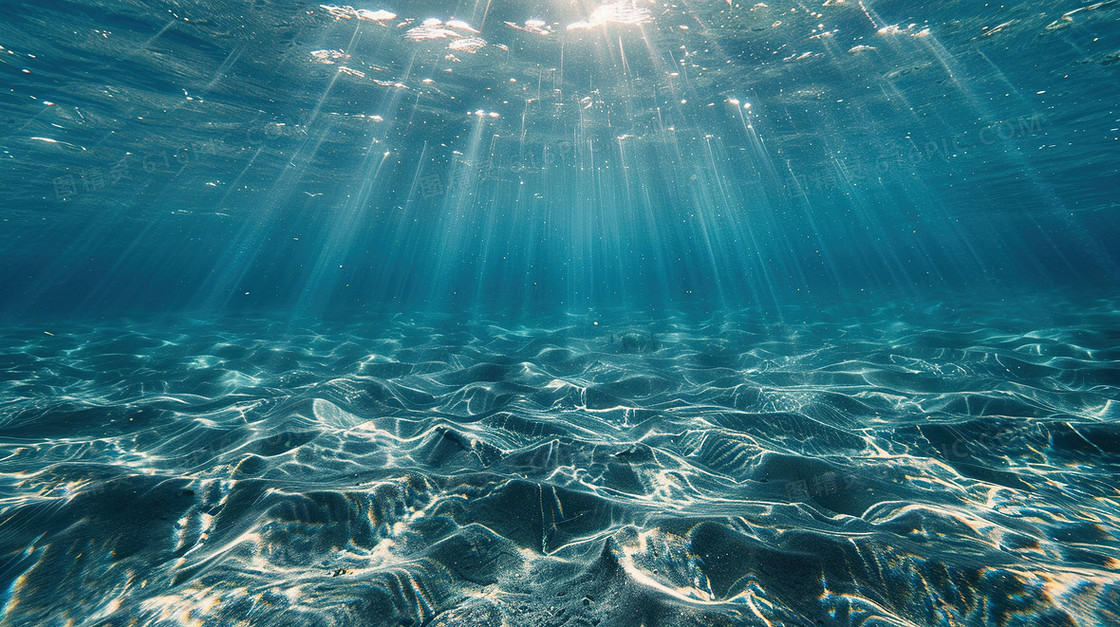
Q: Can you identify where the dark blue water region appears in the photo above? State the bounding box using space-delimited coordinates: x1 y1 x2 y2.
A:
2 202 1118 319
1 294 1118 625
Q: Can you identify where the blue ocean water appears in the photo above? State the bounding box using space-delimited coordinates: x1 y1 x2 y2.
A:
1 1 1119 625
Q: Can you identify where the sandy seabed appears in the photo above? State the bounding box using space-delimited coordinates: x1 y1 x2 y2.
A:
2 297 1119 626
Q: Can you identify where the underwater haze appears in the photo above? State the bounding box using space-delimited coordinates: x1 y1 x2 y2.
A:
2 0 1120 625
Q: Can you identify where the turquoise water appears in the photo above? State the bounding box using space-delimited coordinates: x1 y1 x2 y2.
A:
1 1 1119 625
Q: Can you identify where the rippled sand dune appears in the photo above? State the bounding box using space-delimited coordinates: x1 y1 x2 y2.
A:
2 298 1119 625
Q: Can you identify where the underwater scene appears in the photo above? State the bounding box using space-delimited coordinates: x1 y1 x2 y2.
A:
2 0 1120 625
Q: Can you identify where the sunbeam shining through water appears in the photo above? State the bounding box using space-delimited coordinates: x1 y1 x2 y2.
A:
1 0 1119 625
